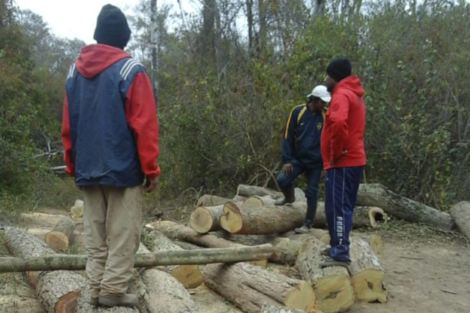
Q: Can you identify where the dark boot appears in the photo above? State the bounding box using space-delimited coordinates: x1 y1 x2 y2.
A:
274 186 295 205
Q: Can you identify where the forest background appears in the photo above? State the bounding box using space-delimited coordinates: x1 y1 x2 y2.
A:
1 0 469 220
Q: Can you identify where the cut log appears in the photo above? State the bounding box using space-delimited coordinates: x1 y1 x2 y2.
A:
311 203 386 229
296 237 355 313
220 202 304 234
232 195 247 202
70 200 84 219
45 216 76 252
76 286 138 313
203 262 316 313
4 227 86 313
129 244 200 313
237 184 282 198
0 295 45 313
149 230 203 288
242 196 270 208
146 221 269 267
190 205 224 233
287 228 383 256
270 237 304 265
261 304 309 313
0 243 274 273
349 238 387 303
196 194 231 207
356 183 454 230
450 201 470 241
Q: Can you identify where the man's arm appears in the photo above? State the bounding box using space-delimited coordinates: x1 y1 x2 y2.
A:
281 106 298 164
61 96 75 176
328 94 349 164
125 72 161 181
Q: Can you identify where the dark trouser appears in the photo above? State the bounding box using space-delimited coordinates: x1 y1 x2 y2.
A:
276 160 322 226
324 166 363 262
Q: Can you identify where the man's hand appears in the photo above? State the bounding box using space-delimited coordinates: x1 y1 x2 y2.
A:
282 163 293 176
145 176 159 193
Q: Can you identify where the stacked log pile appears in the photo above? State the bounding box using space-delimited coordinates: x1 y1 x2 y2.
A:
3 183 467 313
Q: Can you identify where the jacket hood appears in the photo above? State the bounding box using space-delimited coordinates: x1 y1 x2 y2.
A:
333 75 364 97
75 44 130 78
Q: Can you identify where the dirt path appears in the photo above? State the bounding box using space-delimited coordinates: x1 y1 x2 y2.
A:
351 233 470 313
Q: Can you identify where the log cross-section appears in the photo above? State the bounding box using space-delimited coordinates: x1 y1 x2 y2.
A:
296 237 355 313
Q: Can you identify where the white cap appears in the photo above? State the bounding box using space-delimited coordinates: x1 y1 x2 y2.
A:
306 85 331 103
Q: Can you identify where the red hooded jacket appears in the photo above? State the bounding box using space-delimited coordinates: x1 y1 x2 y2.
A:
321 75 366 170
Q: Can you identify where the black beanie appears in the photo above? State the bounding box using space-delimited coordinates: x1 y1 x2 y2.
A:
93 4 131 49
326 58 352 82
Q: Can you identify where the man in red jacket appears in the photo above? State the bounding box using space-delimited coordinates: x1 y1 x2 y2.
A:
61 5 159 308
320 58 366 267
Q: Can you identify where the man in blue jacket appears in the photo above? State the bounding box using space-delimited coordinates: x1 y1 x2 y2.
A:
61 5 159 308
275 85 331 233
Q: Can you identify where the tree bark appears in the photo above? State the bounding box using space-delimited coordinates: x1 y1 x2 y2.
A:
129 244 200 313
196 194 231 207
45 216 75 252
356 183 454 230
237 184 282 198
296 237 355 313
450 201 470 241
0 243 274 273
220 202 304 234
270 237 304 265
148 230 203 288
146 221 269 267
349 238 387 303
4 227 86 313
203 262 316 313
260 304 310 313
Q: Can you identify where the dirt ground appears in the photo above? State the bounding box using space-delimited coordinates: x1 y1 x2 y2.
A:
4 208 470 313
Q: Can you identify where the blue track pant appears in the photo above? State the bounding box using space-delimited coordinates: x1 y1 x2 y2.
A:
324 166 363 262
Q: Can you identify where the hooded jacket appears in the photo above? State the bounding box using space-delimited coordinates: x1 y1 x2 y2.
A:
281 103 325 168
321 75 366 170
61 44 160 187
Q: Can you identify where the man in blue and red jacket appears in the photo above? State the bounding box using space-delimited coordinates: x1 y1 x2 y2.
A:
320 58 366 268
275 85 331 233
61 5 159 308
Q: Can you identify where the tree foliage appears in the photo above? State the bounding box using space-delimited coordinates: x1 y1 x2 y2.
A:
1 0 468 211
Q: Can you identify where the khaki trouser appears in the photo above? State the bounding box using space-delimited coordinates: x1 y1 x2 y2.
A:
82 185 143 297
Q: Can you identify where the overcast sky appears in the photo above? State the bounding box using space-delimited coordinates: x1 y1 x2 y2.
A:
14 0 199 44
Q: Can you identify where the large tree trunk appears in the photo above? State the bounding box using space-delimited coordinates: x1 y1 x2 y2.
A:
4 227 86 313
270 237 304 265
196 194 231 206
220 202 304 234
0 242 274 273
260 304 310 313
203 262 316 313
237 184 282 198
148 230 203 288
312 203 386 229
296 237 355 313
450 201 470 241
356 183 454 230
146 221 269 267
129 244 200 313
45 216 75 252
349 238 387 303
